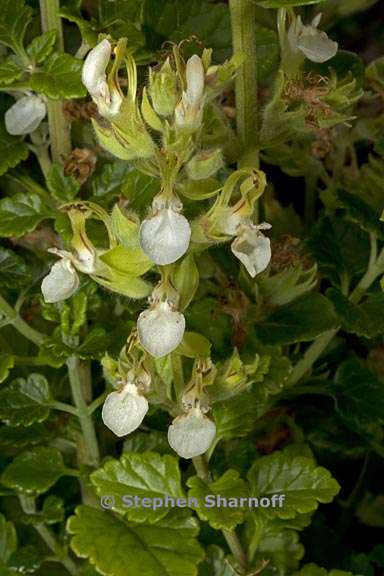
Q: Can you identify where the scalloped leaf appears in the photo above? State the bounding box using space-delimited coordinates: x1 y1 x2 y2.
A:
68 506 204 576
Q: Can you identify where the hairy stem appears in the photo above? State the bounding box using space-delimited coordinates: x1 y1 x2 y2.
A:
0 294 46 347
39 0 71 163
229 0 259 169
67 356 100 470
192 455 249 570
19 496 79 576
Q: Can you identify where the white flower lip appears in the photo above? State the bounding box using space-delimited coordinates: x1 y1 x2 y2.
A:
288 14 338 64
5 95 46 135
231 225 271 278
41 258 79 303
102 383 148 437
168 407 216 459
139 207 191 265
82 39 122 117
137 301 185 358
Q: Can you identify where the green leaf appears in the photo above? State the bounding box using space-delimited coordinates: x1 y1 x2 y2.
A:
334 359 384 425
0 514 17 564
176 332 212 359
1 447 68 495
27 30 57 64
328 288 384 338
30 53 86 99
187 470 249 530
254 293 338 345
144 0 232 61
0 374 51 427
68 506 204 576
46 163 81 202
92 162 132 198
257 0 325 7
0 0 33 52
100 245 153 277
0 125 29 177
91 452 185 523
213 389 271 441
0 355 14 384
0 247 32 289
199 546 237 576
172 254 199 311
336 189 384 239
21 495 65 526
0 59 23 85
247 451 340 519
0 193 53 237
307 215 370 287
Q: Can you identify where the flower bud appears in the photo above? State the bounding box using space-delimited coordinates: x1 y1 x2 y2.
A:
82 39 122 118
139 199 191 265
168 407 216 459
231 224 272 278
102 382 148 437
186 149 223 180
5 95 46 135
137 301 185 358
41 258 79 303
288 14 338 64
149 58 178 116
175 55 205 130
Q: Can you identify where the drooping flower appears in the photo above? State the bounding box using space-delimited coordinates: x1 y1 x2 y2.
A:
168 407 216 459
41 256 79 303
139 198 191 265
82 39 122 118
288 14 338 63
102 381 148 437
231 223 272 278
137 300 185 358
175 54 205 130
5 94 46 135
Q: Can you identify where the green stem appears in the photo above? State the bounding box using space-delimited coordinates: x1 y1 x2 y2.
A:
289 236 384 386
19 496 79 576
39 0 71 163
229 0 259 169
192 455 248 570
67 356 100 469
0 294 46 347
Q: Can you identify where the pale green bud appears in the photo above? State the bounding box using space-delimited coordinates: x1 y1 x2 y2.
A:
149 58 178 116
168 407 216 459
102 382 148 437
186 149 223 180
5 95 46 135
82 39 123 118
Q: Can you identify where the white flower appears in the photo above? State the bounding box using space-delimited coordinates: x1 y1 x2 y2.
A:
137 301 185 358
288 14 338 63
82 39 122 118
175 55 205 129
168 407 216 459
231 223 272 278
5 95 46 135
41 258 79 303
139 200 191 265
102 382 148 437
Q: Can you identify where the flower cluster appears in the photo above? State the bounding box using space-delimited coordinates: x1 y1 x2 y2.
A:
40 39 273 458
